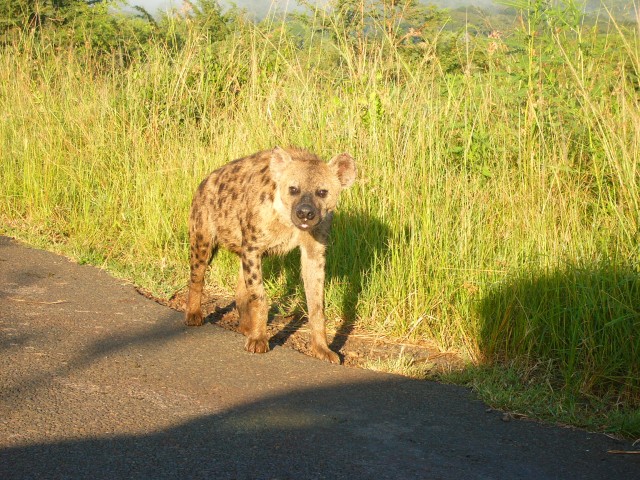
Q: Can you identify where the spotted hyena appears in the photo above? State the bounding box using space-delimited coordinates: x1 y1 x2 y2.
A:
185 147 356 363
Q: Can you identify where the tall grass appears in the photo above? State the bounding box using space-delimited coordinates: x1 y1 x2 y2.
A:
1 3 638 426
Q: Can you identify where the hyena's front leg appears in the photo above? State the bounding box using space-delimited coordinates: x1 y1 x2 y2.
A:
185 231 215 327
300 239 340 364
237 250 269 353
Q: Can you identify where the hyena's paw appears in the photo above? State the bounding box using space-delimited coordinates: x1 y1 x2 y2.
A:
184 311 204 326
312 345 341 364
245 336 270 354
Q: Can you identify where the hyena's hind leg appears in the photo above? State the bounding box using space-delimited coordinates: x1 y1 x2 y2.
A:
185 229 217 326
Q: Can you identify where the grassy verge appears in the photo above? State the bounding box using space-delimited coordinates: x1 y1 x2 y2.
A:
1 2 638 438
443 362 640 439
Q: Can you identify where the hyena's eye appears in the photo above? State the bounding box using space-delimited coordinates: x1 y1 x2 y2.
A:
289 186 300 196
316 189 328 198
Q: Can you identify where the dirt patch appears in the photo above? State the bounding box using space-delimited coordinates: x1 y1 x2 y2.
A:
142 287 465 375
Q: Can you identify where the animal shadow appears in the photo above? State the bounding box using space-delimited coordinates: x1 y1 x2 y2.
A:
262 209 390 354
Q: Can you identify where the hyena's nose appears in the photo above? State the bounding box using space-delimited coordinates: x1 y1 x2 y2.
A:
296 204 316 221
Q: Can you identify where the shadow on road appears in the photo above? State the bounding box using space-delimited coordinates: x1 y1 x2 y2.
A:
0 290 185 404
0 311 185 404
1 375 637 480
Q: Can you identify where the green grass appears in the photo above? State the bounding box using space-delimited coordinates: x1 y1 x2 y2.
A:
1 3 639 437
443 362 640 439
478 263 640 404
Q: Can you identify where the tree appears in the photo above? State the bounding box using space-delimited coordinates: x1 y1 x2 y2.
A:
0 0 100 32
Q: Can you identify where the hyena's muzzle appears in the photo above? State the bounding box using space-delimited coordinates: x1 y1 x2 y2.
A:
292 193 322 231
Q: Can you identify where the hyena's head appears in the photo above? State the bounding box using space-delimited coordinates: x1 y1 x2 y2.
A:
270 147 356 231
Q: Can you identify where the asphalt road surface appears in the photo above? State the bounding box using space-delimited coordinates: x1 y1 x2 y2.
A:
1 236 638 479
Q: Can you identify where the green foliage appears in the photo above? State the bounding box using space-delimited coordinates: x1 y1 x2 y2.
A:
478 263 640 407
156 0 231 50
328 0 437 41
0 0 82 32
1 0 232 63
445 362 640 438
0 0 156 63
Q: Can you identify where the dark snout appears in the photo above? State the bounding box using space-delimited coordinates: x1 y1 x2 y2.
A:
296 203 316 221
292 195 321 230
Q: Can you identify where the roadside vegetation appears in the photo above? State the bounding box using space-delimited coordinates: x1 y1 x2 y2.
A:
1 0 638 438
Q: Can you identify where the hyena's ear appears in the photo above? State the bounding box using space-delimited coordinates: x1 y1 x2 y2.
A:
328 153 357 189
269 146 293 181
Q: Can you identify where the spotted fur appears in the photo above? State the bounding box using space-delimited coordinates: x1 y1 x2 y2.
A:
185 147 356 363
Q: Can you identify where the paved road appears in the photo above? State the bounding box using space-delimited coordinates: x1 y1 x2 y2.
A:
1 236 638 479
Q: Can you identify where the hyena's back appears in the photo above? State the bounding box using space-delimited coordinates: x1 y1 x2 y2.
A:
190 155 261 252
